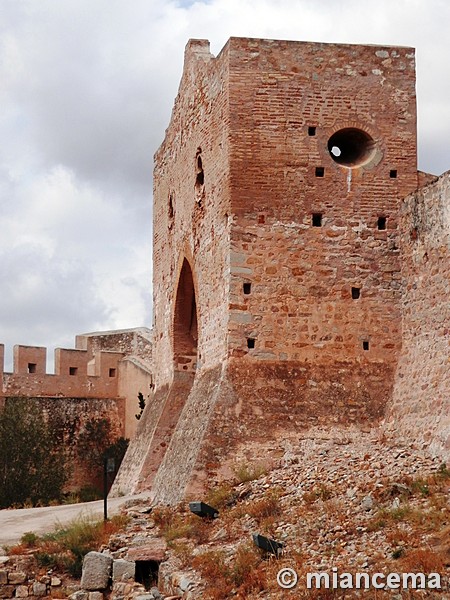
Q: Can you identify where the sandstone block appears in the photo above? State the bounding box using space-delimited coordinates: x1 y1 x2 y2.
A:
14 586 28 598
0 572 7 584
88 593 103 600
80 552 112 591
112 559 135 582
0 586 15 599
8 573 26 585
126 540 167 562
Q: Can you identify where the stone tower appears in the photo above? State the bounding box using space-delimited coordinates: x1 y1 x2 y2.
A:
113 37 419 502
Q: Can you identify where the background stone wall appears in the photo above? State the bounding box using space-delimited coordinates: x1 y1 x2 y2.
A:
3 395 125 491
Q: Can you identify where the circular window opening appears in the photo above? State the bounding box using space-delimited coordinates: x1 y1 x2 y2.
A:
327 128 376 167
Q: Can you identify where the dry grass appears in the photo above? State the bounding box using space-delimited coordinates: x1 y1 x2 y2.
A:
400 547 446 573
233 462 267 484
159 463 450 598
8 514 128 577
192 544 266 600
205 482 237 509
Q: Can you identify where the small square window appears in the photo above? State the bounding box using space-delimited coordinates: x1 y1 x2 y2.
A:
28 363 36 374
243 283 251 295
390 169 397 179
363 341 370 351
315 167 324 177
109 368 116 378
308 126 316 136
69 367 78 376
351 287 361 300
247 338 255 349
377 216 387 230
312 213 323 227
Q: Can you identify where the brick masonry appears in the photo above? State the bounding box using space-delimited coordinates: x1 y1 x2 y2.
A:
113 36 440 503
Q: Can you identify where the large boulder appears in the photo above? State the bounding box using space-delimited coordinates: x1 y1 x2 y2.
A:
81 552 113 591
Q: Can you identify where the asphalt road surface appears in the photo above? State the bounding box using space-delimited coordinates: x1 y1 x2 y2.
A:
0 493 150 551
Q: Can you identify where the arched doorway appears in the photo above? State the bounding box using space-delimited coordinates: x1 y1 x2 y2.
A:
173 258 198 372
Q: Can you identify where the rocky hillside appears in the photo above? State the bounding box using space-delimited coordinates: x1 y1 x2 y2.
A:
104 426 450 599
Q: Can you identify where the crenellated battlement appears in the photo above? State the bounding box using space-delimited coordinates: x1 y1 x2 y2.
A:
0 328 154 440
0 343 123 398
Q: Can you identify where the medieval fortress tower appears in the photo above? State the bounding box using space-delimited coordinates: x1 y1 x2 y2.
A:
2 37 449 503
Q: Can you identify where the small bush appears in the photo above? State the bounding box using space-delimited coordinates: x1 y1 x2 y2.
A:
400 548 446 573
437 463 450 480
192 550 232 600
303 483 333 504
205 483 236 509
20 531 39 547
233 462 267 483
232 543 265 593
247 490 281 521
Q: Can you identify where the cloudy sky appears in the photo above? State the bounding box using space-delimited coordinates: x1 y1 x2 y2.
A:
0 0 449 371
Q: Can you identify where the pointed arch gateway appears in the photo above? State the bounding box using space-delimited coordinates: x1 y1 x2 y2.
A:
173 258 198 372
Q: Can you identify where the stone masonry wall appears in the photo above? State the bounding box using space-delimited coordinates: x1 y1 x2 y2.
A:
76 328 152 364
387 171 450 458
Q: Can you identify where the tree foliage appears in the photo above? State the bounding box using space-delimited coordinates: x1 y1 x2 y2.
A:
0 398 68 508
76 417 129 491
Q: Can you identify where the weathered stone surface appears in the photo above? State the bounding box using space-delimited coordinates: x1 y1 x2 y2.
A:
32 582 47 597
50 577 61 587
0 571 7 584
7 572 26 584
80 552 112 591
68 592 88 600
386 172 450 458
88 592 103 600
14 586 28 598
126 540 167 562
112 559 135 582
361 495 374 511
0 585 14 599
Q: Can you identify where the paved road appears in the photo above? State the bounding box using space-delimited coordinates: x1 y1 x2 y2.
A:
0 493 151 551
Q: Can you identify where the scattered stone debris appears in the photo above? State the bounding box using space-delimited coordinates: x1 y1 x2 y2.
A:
2 428 449 599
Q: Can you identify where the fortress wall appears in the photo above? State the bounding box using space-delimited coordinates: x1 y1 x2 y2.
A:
388 172 450 457
2 345 123 398
76 328 152 363
129 38 421 504
3 395 125 490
